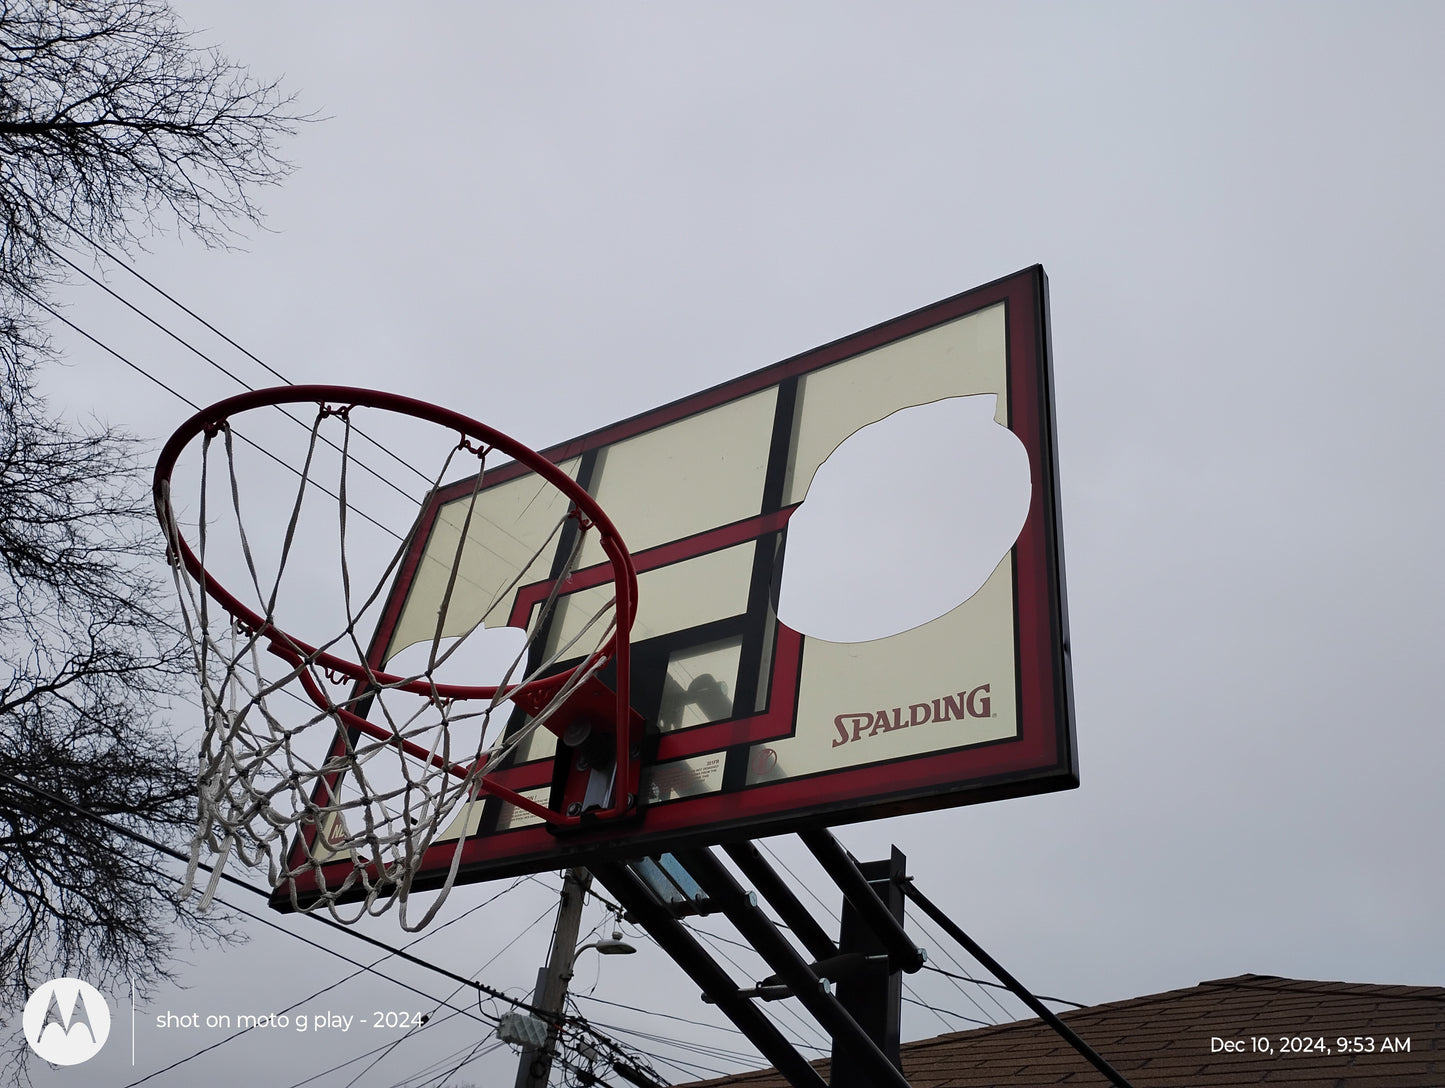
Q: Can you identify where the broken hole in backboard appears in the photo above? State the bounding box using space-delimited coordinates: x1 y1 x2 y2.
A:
776 394 1032 644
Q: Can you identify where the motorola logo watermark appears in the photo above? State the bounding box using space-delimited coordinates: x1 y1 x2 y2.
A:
22 978 112 1065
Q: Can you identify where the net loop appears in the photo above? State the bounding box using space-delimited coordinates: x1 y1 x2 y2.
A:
456 434 491 459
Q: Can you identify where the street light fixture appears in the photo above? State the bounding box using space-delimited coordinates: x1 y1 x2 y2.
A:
578 929 636 957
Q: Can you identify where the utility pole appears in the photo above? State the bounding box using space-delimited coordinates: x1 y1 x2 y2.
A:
515 867 591 1088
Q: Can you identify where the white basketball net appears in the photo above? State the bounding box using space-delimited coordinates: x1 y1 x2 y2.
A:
160 405 619 929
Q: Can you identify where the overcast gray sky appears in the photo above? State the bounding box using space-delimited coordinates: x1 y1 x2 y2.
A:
20 3 1444 1086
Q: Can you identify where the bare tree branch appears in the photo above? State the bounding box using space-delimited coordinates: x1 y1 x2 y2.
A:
0 3 296 1076
0 414 240 1016
1 0 303 395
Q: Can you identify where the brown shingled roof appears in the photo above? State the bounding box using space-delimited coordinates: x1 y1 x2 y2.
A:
677 973 1444 1087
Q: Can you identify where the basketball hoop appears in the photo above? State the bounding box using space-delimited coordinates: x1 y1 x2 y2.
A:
154 386 640 927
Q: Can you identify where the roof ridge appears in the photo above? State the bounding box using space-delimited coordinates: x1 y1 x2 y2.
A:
892 979 1243 1047
900 973 1445 1045
1197 974 1445 1003
892 975 1233 1049
1048 977 1253 1020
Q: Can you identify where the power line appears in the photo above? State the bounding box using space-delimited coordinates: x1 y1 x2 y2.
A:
31 253 577 691
393 1036 509 1088
118 879 508 1088
25 271 574 738
922 964 1087 1009
901 995 990 1029
758 841 837 921
279 1005 467 1088
316 898 562 1088
0 769 544 1014
40 221 552 565
41 238 425 506
131 878 530 1086
683 922 832 1053
16 284 204 411
590 1032 731 1084
281 883 561 1088
571 991 763 1040
905 899 1013 1024
282 1014 464 1088
576 1012 775 1066
372 1037 487 1088
17 285 404 540
40 210 436 489
288 972 478 1088
337 1009 432 1088
119 897 490 1087
757 838 1011 1030
897 878 1139 1088
570 1017 708 1086
2 769 677 1087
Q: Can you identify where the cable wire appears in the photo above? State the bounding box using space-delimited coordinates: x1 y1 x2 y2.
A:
901 994 990 1029
144 878 528 1087
40 222 553 565
41 238 425 506
289 889 560 1088
682 923 832 1053
0 770 547 1015
17 285 404 540
40 210 436 489
923 964 1086 1009
905 898 1014 1024
281 1011 466 1088
573 1016 730 1084
0 769 662 1087
572 991 759 1040
576 1011 772 1066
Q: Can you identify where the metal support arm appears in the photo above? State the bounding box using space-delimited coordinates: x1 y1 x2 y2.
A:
723 841 840 962
799 830 925 974
678 848 914 1088
896 877 1136 1088
591 861 827 1088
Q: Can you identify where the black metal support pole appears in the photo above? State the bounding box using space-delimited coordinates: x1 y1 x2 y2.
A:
831 848 906 1088
723 841 839 962
591 861 827 1088
677 848 914 1088
800 830 924 973
896 878 1136 1088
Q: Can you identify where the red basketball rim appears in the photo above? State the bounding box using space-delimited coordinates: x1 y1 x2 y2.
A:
152 384 638 704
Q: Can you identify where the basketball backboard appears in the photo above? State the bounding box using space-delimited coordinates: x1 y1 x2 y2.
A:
271 264 1075 908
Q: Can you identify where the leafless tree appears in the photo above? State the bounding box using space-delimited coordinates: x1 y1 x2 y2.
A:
0 417 236 999
0 0 298 1048
1 0 298 393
